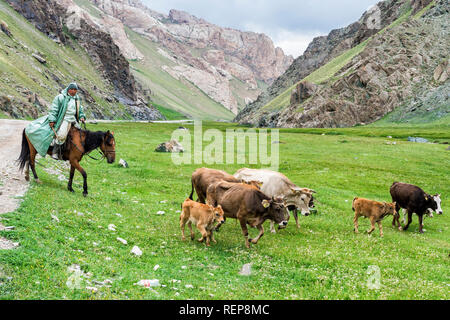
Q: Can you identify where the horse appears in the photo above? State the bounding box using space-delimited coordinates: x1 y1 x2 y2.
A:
17 125 116 197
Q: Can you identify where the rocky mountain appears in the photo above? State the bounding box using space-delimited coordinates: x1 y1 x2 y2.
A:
85 0 293 115
0 0 162 120
236 0 449 127
1 0 293 121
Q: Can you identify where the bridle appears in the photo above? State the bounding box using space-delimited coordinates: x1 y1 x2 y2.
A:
70 123 116 161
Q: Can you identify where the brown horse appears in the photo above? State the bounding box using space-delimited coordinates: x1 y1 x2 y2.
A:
17 126 116 196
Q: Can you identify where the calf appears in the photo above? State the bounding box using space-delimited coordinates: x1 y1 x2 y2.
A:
180 198 225 246
352 197 397 237
207 181 288 248
390 182 443 233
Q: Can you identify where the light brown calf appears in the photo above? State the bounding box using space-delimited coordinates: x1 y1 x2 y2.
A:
352 197 397 237
180 198 225 246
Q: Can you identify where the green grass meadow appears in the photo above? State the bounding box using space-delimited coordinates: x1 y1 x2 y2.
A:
0 122 449 299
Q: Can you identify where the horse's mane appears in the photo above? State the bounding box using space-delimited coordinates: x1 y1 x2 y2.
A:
82 130 106 154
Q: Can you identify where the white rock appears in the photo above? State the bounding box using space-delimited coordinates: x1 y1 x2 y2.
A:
108 224 117 231
131 246 142 256
156 211 165 215
238 263 252 276
185 284 194 289
116 237 128 245
119 159 129 168
136 279 160 287
153 264 160 271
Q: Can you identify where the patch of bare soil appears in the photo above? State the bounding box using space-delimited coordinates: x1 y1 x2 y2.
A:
0 119 30 250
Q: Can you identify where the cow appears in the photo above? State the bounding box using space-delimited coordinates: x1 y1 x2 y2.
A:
234 168 315 232
180 198 225 246
189 167 261 203
190 168 240 203
206 181 288 248
390 182 443 233
352 197 398 237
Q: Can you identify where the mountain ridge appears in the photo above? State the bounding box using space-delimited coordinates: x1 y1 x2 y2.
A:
235 0 449 128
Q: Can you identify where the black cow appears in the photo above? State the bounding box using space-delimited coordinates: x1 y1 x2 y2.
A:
390 182 443 233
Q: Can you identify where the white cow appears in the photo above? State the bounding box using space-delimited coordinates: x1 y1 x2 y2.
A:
234 168 316 232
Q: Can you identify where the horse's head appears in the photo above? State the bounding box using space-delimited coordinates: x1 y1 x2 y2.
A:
100 130 116 164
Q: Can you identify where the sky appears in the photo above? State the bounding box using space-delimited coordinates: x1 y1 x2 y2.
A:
142 0 380 58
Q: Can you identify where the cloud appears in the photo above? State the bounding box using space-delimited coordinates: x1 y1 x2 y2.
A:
273 30 323 57
243 22 323 57
142 0 379 57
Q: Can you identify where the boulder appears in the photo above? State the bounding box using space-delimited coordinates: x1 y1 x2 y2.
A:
433 60 449 83
155 139 184 153
0 20 12 37
32 53 47 64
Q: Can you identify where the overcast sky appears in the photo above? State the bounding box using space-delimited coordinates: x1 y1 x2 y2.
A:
142 0 379 57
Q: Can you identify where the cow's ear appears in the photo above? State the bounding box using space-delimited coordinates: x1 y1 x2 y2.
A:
217 205 222 209
424 194 429 201
262 199 270 208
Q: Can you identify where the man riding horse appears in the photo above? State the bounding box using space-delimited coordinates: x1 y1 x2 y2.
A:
18 82 116 196
26 82 86 160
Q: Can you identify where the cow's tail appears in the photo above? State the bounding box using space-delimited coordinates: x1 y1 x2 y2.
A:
189 180 194 200
17 129 30 172
351 197 358 211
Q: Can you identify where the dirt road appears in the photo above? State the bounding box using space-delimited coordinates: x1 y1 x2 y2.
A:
0 119 29 249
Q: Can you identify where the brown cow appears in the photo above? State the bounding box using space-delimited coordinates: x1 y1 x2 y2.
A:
190 168 240 203
352 197 397 237
206 181 288 248
180 198 225 246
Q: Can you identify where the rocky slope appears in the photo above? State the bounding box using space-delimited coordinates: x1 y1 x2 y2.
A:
1 0 162 120
87 0 293 115
235 0 448 127
277 12 448 128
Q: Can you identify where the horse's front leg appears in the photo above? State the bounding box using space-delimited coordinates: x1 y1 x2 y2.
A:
67 165 75 193
71 159 88 197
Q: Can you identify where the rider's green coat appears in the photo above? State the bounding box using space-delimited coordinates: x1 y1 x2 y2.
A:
25 85 86 157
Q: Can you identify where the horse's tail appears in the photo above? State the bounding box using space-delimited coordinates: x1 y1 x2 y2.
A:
17 129 30 172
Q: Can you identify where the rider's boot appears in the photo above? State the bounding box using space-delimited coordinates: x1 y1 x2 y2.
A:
52 144 60 160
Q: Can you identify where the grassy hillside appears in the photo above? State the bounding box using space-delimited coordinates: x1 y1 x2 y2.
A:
0 0 129 119
1 122 448 300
